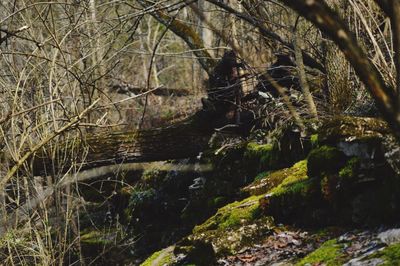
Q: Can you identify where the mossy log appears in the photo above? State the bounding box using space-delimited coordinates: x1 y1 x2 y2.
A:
32 110 232 175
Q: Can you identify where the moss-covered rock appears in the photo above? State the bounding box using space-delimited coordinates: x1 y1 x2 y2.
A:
244 142 275 171
319 116 389 144
365 242 400 265
296 239 347 266
307 145 346 177
338 157 360 180
267 160 309 195
259 159 333 225
193 195 263 233
140 246 175 266
310 134 319 147
173 239 216 265
263 151 400 226
79 228 133 265
243 160 308 196
259 160 313 208
191 216 273 256
190 194 273 255
261 178 325 225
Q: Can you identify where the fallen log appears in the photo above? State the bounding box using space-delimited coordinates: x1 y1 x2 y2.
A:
32 109 234 175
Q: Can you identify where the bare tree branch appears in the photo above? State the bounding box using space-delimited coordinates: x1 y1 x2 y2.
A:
205 0 325 73
279 0 400 139
1 99 100 191
137 0 216 75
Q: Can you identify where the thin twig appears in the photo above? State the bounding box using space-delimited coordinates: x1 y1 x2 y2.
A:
0 99 100 192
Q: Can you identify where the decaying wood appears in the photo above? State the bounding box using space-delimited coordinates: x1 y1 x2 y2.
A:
31 109 227 175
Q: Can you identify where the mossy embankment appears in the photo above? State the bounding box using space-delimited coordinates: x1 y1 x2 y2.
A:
78 116 400 265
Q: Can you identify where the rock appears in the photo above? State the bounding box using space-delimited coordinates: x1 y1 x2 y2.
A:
140 246 175 266
191 195 273 255
307 145 347 178
383 135 400 176
367 242 400 264
318 116 400 176
174 239 216 265
344 258 384 266
244 142 275 174
318 116 389 143
296 239 346 265
243 160 308 196
378 228 400 245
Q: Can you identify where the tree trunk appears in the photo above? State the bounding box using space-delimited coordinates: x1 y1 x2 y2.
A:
31 109 229 175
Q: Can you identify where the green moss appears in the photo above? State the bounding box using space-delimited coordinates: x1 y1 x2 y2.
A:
261 160 323 224
319 116 389 143
268 160 309 196
244 142 274 169
318 157 360 201
307 145 346 177
311 134 319 147
174 239 215 265
366 243 400 265
243 160 308 196
275 179 314 198
245 142 273 157
140 246 175 266
193 195 262 234
339 157 359 179
296 239 346 266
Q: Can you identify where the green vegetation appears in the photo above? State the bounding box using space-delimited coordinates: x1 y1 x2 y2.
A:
296 239 346 266
366 243 400 265
272 178 314 198
268 160 309 196
245 142 273 157
310 134 319 147
243 160 309 196
307 146 346 177
193 195 262 233
140 247 175 266
244 142 275 170
339 157 359 180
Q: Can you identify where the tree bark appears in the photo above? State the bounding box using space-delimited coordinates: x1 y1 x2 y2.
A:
31 109 229 175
